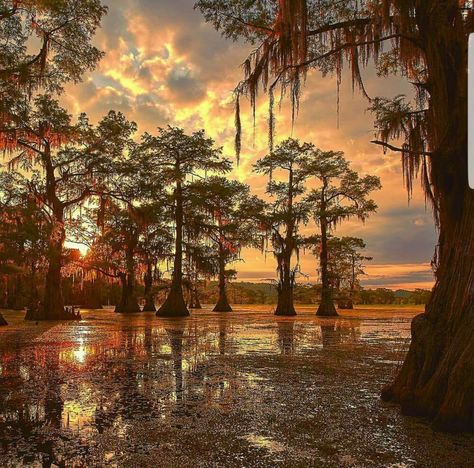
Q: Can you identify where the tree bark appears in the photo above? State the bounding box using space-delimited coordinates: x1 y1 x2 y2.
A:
213 241 232 312
115 272 140 313
26 214 75 321
317 218 337 316
115 235 140 313
0 313 7 326
25 144 76 321
383 10 473 431
142 262 156 312
189 286 202 309
157 180 189 317
275 164 297 316
382 147 474 432
275 253 296 316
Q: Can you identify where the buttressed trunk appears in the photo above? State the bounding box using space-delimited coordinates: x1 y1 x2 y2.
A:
157 180 190 317
317 219 337 316
275 251 296 316
27 216 70 321
115 272 140 313
143 263 156 312
383 10 474 431
213 241 232 312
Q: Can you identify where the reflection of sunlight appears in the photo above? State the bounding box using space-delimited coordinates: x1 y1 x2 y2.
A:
60 338 91 365
74 340 87 364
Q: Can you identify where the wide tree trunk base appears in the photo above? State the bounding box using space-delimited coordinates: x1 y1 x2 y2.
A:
275 308 297 316
317 299 338 317
274 302 297 316
213 296 232 312
0 313 7 326
382 312 474 432
157 289 190 317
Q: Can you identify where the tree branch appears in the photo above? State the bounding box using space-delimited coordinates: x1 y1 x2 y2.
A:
371 140 432 156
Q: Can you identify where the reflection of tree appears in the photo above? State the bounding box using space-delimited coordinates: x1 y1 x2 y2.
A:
165 322 186 404
0 345 64 466
218 317 229 356
277 321 296 355
320 320 361 347
320 324 340 348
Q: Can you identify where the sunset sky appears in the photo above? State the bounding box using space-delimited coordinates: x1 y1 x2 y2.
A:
63 0 437 290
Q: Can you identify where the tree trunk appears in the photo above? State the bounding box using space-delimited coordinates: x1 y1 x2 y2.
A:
157 180 189 317
275 251 296 316
115 236 140 313
7 275 25 310
317 219 337 316
0 313 7 326
26 216 74 321
189 287 202 309
382 148 474 432
142 263 156 312
82 282 103 309
115 273 140 313
383 13 473 431
213 242 232 312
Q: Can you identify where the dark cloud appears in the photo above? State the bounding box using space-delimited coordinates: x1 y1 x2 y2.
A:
166 64 206 103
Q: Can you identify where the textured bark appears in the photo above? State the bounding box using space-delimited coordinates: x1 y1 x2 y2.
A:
382 153 474 432
317 219 337 316
115 273 140 313
275 267 296 316
213 243 232 312
27 215 76 321
157 181 190 317
142 263 156 312
25 143 76 321
274 164 297 316
383 8 473 431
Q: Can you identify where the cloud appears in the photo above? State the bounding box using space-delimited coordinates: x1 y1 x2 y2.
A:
60 0 437 289
166 64 206 103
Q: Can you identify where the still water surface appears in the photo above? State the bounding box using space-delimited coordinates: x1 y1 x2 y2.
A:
0 306 472 467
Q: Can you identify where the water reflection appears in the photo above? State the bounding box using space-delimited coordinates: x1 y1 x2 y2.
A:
0 307 457 467
165 323 185 404
277 321 295 355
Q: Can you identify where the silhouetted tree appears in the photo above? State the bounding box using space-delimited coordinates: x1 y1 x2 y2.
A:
188 176 265 312
304 150 380 316
255 138 312 316
140 127 231 317
307 236 372 309
0 104 137 320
